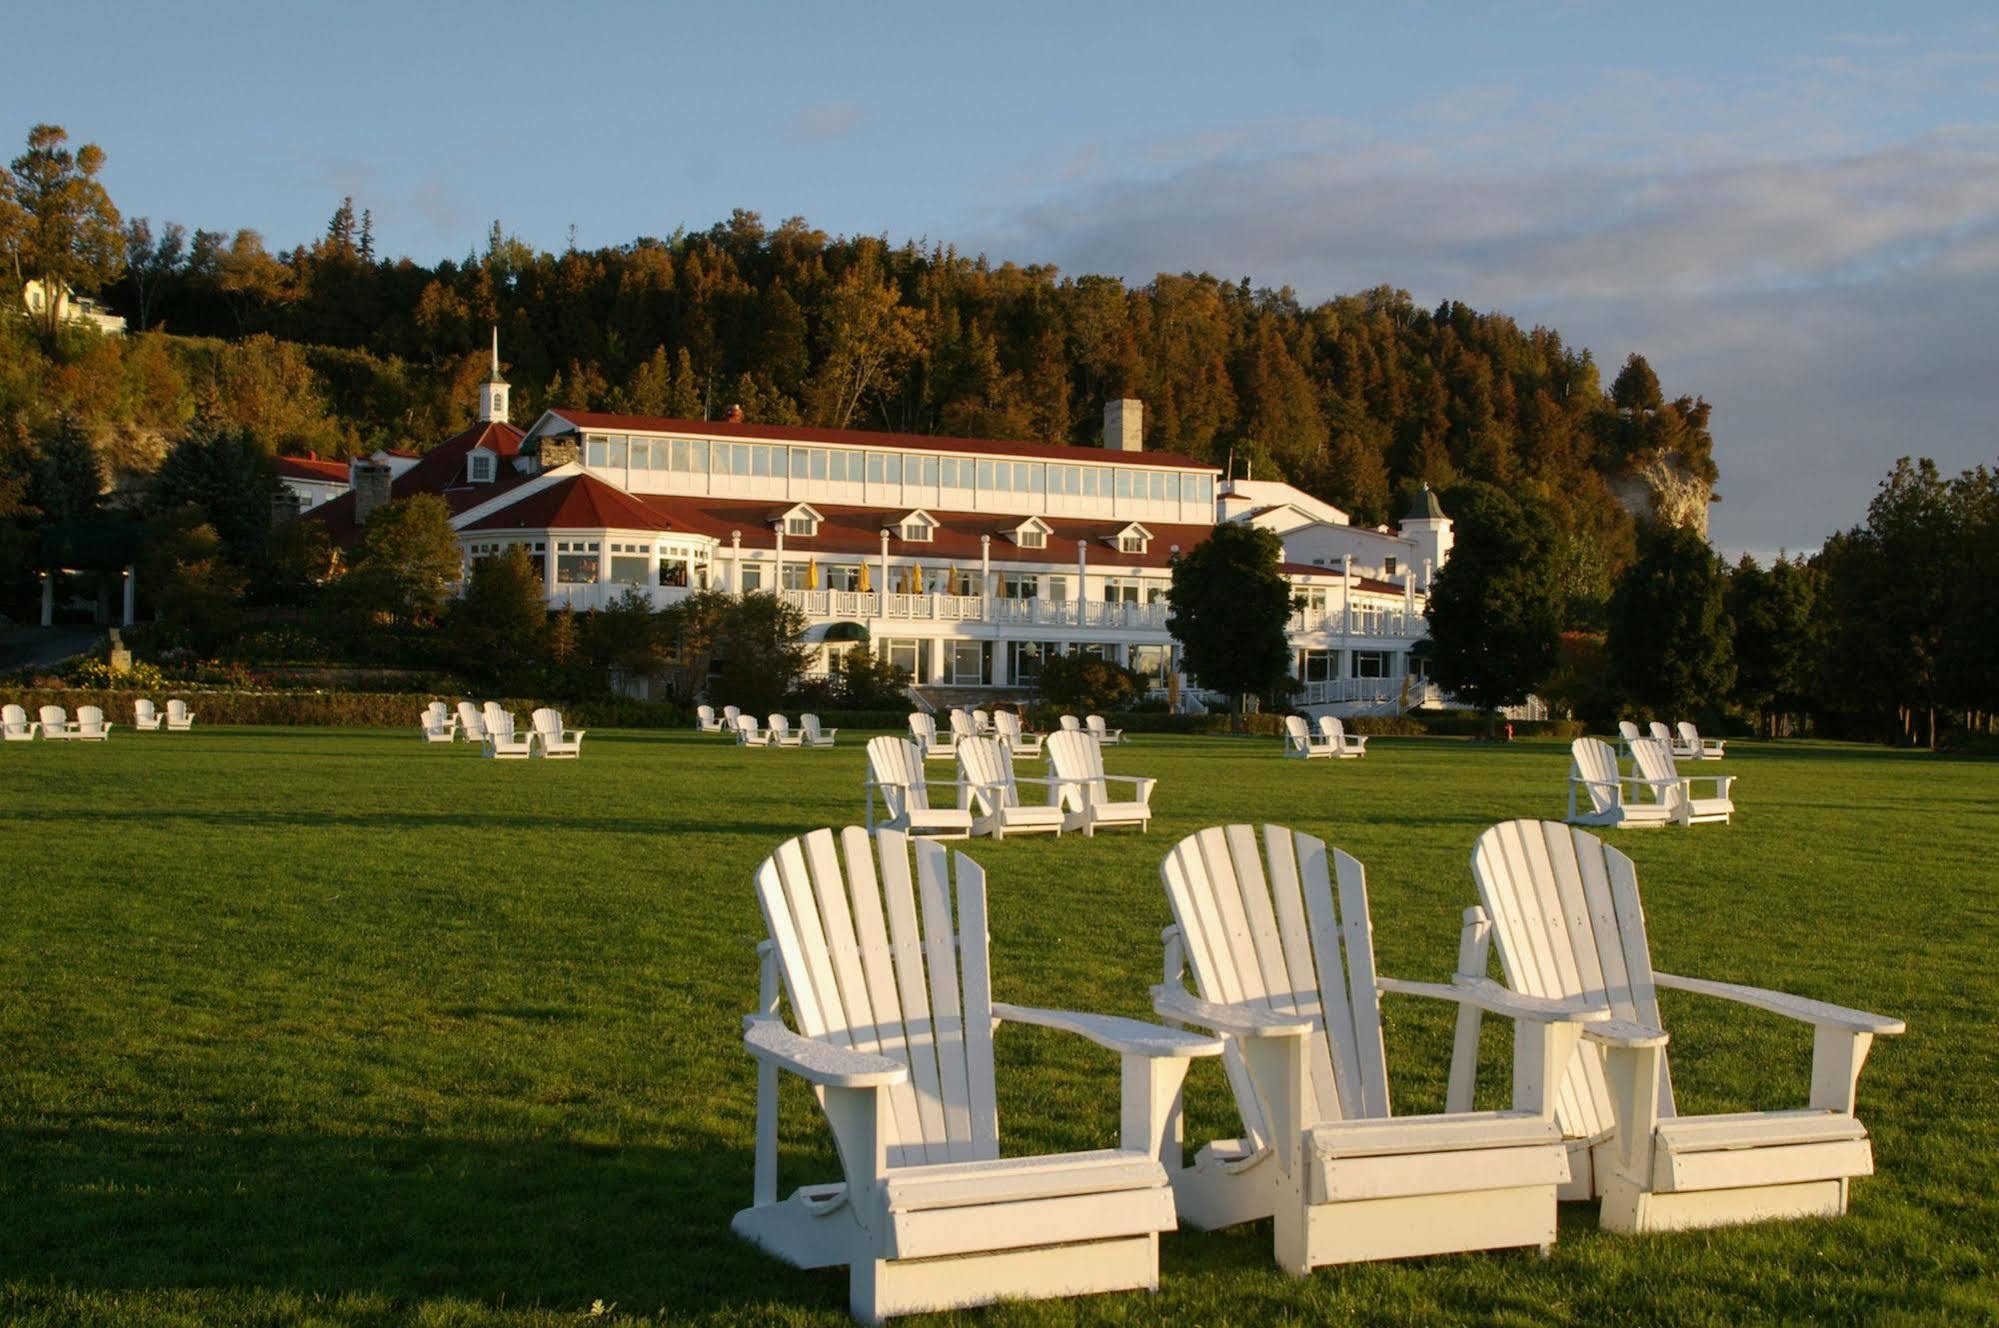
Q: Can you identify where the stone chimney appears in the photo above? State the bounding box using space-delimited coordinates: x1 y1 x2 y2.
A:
352 461 393 526
535 433 582 472
1102 398 1143 451
270 489 304 527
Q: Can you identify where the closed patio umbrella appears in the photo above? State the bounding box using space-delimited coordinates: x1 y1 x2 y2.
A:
806 558 819 590
858 561 872 593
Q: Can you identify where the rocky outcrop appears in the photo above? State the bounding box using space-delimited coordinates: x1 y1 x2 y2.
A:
1612 452 1713 536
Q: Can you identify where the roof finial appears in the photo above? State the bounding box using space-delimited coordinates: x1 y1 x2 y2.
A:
489 325 504 383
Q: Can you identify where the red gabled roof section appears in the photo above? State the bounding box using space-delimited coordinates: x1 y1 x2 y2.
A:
276 455 349 483
547 409 1218 471
310 420 527 544
1279 561 1409 594
464 474 675 534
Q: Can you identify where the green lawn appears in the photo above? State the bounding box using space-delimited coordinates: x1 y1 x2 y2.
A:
2 728 1994 1327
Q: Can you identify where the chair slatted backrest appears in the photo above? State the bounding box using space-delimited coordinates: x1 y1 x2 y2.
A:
1283 714 1313 751
457 701 484 734
41 705 67 730
531 707 561 738
992 711 1025 745
956 735 1020 809
757 826 998 1168
425 701 448 724
768 715 792 742
78 706 106 732
723 705 741 726
1162 825 1391 1144
1047 729 1110 808
1059 714 1081 732
948 709 977 742
1571 738 1621 815
735 714 762 742
909 713 939 747
1470 820 1675 1143
484 703 508 733
801 714 827 744
868 736 936 820
136 700 157 723
1618 720 1642 746
697 704 715 725
4 703 27 730
1648 721 1674 746
1086 715 1110 739
972 709 993 733
1629 739 1687 818
1677 721 1704 750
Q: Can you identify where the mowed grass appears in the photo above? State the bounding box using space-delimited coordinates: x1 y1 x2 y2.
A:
1 727 1994 1327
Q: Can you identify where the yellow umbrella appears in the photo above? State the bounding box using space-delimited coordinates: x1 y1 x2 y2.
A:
805 557 819 590
858 561 872 593
910 563 926 594
946 566 962 596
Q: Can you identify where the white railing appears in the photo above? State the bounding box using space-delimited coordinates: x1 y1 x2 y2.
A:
548 582 696 612
774 590 1169 630
1295 676 1447 709
1288 608 1426 639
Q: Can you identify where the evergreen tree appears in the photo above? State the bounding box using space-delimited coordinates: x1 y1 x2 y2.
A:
449 547 549 685
1606 524 1736 717
1728 554 1820 738
151 410 279 565
1165 522 1293 729
29 414 102 522
1424 483 1562 735
337 493 461 626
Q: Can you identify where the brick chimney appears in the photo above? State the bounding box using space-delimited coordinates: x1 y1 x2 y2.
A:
352 461 393 525
1102 398 1143 451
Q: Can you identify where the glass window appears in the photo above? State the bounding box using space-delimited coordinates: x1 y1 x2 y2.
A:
998 572 1039 598
829 451 847 483
1083 467 1101 497
789 449 808 478
586 436 608 467
810 449 827 481
1301 649 1337 683
1026 464 1043 493
786 515 816 536
917 456 934 486
1149 471 1166 501
690 441 707 473
950 640 989 685
1018 528 1045 549
866 453 884 484
467 453 494 482
1008 639 1057 681
1045 575 1069 601
740 562 764 591
671 440 690 471
826 564 861 591
887 454 903 485
1120 534 1146 554
752 447 771 478
607 438 628 468
1104 578 1140 604
976 459 994 491
1384 556 1398 576
880 638 926 683
1351 650 1393 679
902 521 932 542
556 540 600 584
630 441 651 471
1115 470 1133 499
610 551 650 583
732 444 751 476
1131 645 1169 683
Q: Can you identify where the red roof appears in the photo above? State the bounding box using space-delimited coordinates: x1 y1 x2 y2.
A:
310 420 527 544
276 455 350 483
463 474 674 534
547 410 1218 471
1280 561 1408 594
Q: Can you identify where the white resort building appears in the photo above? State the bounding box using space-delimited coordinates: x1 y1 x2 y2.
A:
311 344 1453 714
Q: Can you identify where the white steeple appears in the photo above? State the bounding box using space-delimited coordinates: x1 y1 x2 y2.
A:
478 326 510 424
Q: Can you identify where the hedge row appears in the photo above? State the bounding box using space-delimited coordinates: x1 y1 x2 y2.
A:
0 688 695 730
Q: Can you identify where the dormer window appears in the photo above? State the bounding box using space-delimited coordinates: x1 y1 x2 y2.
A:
1009 516 1052 550
467 451 495 483
777 502 823 539
1113 522 1153 556
896 510 937 543
1384 556 1398 576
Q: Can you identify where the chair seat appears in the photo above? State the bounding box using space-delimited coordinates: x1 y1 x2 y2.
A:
1652 1109 1870 1193
995 804 1066 828
1686 797 1734 821
881 1149 1177 1261
910 808 975 832
1307 1111 1568 1204
1090 802 1151 821
884 1148 1166 1212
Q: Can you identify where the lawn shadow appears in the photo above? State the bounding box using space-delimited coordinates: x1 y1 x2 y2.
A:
3 1118 853 1321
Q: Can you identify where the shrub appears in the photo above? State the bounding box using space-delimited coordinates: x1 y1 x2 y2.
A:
1035 653 1148 713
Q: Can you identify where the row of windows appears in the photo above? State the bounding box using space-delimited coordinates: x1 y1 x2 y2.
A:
1299 648 1404 681
579 433 1217 506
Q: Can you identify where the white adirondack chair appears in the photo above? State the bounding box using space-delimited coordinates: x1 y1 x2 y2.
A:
955 736 1065 839
1154 824 1598 1271
165 699 194 731
736 826 1223 1321
907 712 955 761
39 705 78 740
419 708 456 743
1086 714 1124 745
1676 720 1725 760
971 707 994 734
1631 738 1736 826
1647 720 1677 750
991 710 1042 759
1460 820 1904 1232
947 708 978 746
696 704 723 734
1047 729 1153 835
482 711 535 759
865 737 973 839
736 714 773 747
1566 738 1676 829
134 699 161 731
1058 714 1082 734
531 707 584 758
73 705 113 740
1283 714 1334 760
456 701 487 742
800 713 838 747
3 704 41 740
1315 715 1368 758
1616 720 1643 759
723 704 743 733
768 714 805 748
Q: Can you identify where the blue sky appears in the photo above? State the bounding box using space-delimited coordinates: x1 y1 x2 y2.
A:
8 1 1997 556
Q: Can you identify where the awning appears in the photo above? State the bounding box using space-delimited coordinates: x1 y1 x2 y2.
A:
809 621 871 644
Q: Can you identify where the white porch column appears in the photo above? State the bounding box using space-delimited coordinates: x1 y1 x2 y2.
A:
928 636 948 685
773 524 786 591
1423 557 1434 594
730 530 743 593
41 572 54 627
991 641 1010 687
1341 554 1354 639
1076 538 1089 610
878 527 891 623
980 534 992 600
1403 568 1415 623
543 538 557 601
122 565 136 626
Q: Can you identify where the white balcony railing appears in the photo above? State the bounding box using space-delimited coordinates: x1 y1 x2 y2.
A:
1296 676 1447 709
1288 608 1426 639
776 590 1170 631
548 582 697 612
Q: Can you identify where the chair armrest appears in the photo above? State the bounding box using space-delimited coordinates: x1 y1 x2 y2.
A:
1584 1018 1671 1048
992 1002 1223 1059
742 1015 909 1087
1151 984 1313 1037
1102 774 1156 801
1377 975 1611 1024
1011 775 1064 787
1652 972 1904 1035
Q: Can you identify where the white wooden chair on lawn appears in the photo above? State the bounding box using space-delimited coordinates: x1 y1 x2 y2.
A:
1647 720 1678 751
482 711 535 759
3 704 40 741
1631 738 1735 826
134 699 162 732
1047 729 1153 835
736 714 773 747
1616 720 1643 758
906 712 955 762
1058 714 1082 735
991 710 1042 759
456 701 487 742
165 699 195 731
947 708 978 748
1154 824 1597 1271
1283 715 1334 760
1315 715 1368 759
1086 714 1124 745
955 736 1065 840
1676 720 1725 760
1459 820 1904 1232
483 701 511 737
735 826 1224 1321
800 714 838 748
864 737 972 840
73 706 112 740
971 707 994 734
1566 738 1676 829
531 707 584 758
419 707 456 744
696 704 723 734
723 704 743 733
768 715 805 748
39 705 78 740
422 700 454 732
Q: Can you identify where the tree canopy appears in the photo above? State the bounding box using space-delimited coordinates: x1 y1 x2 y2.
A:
1165 521 1293 723
1423 482 1562 732
1606 524 1736 718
